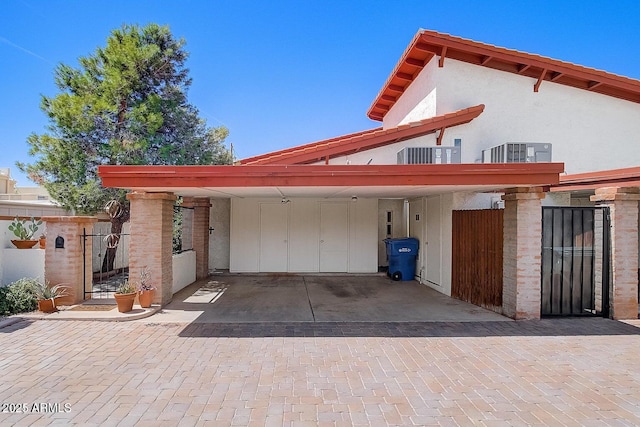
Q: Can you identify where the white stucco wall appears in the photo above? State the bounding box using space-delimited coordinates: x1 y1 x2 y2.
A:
1 248 44 285
230 198 377 273
382 57 640 173
172 250 196 294
384 59 440 126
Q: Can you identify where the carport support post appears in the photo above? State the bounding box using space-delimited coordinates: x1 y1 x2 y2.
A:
501 187 545 320
182 197 211 280
127 192 177 305
591 187 640 320
42 216 98 305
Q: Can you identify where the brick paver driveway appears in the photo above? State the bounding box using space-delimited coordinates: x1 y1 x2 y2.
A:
2 318 640 425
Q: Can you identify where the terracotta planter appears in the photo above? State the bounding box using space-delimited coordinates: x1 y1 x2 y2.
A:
39 237 46 249
114 292 136 313
138 289 155 308
38 298 57 313
11 239 38 249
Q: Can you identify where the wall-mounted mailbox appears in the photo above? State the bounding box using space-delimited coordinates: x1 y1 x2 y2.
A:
55 236 64 249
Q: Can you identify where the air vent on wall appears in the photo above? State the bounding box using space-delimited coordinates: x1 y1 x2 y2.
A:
397 147 461 164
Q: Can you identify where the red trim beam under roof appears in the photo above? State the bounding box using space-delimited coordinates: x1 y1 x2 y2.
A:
368 29 640 121
240 104 484 165
550 166 640 192
99 163 564 189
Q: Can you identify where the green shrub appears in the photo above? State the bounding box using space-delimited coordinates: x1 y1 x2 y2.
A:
0 278 39 315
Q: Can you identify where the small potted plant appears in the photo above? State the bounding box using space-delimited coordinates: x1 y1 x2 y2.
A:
8 216 43 249
114 280 137 313
33 282 69 313
39 233 46 249
136 267 155 308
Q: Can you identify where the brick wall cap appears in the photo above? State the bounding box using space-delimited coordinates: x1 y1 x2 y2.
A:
502 192 545 201
591 187 640 202
502 186 546 194
41 216 99 223
181 197 212 208
127 192 177 201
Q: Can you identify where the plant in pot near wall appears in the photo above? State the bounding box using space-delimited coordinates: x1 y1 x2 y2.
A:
136 267 155 308
114 280 137 313
33 282 69 313
8 216 43 249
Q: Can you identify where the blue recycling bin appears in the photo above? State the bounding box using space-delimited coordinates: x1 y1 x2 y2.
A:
384 238 419 281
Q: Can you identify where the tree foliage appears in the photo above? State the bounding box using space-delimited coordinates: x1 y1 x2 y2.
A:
19 23 232 214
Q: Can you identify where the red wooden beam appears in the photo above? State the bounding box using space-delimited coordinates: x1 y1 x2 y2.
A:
396 72 414 81
534 69 547 92
405 57 425 67
438 46 447 67
99 163 564 189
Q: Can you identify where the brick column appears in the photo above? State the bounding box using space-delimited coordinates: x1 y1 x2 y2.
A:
591 187 640 320
501 187 545 320
127 192 177 305
183 197 211 280
42 216 98 305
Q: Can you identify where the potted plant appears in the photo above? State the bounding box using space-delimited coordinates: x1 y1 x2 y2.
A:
114 280 137 313
39 234 46 249
8 216 43 249
33 282 69 313
136 267 155 308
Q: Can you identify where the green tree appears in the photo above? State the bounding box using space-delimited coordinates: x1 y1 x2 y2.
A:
19 23 232 271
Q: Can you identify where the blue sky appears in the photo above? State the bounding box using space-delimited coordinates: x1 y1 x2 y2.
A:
1 0 639 186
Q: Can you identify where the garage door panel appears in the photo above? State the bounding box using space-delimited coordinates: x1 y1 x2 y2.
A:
320 202 349 272
259 203 289 272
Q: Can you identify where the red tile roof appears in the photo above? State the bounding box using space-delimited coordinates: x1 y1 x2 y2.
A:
240 104 484 165
368 29 640 121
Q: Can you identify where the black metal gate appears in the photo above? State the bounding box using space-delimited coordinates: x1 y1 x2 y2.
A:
541 207 610 317
82 227 130 299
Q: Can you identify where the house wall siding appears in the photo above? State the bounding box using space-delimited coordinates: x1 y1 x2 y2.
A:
383 58 640 173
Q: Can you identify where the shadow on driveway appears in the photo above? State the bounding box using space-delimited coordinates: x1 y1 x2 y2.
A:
174 318 640 338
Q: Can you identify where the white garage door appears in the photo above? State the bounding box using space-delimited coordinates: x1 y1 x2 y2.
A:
319 202 349 272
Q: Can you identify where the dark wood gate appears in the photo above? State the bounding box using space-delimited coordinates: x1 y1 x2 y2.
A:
451 209 503 311
541 207 610 317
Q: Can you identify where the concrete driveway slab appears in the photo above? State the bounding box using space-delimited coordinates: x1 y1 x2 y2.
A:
305 275 508 322
153 274 509 324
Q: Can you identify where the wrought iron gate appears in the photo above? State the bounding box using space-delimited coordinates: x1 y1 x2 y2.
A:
82 227 130 299
541 207 610 317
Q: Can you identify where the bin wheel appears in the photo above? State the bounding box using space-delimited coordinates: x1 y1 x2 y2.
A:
391 271 402 281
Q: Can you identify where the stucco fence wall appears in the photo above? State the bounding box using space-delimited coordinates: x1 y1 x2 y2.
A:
0 219 46 285
1 219 197 294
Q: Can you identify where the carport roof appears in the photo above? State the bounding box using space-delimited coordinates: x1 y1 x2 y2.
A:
98 162 564 198
550 166 640 192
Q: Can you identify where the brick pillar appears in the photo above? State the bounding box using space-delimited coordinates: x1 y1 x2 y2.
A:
127 192 177 305
183 197 211 280
501 187 545 320
591 187 640 320
42 216 98 305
